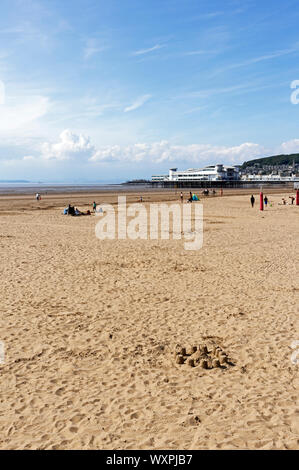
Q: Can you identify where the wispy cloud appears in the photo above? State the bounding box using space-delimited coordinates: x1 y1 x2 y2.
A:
0 80 5 105
124 94 151 112
184 49 219 56
0 26 29 34
132 44 164 56
193 11 224 20
212 45 299 75
182 106 206 115
184 79 287 100
185 83 253 99
0 95 50 131
83 38 106 59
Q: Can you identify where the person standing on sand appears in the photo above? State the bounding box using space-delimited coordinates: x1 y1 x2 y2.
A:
180 192 183 202
250 195 255 208
264 195 268 208
93 201 97 212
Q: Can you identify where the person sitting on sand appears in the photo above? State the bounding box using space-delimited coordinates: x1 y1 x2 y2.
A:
74 207 82 216
68 204 75 216
278 198 287 205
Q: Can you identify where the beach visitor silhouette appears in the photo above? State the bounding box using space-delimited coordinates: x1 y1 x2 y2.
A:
250 195 255 208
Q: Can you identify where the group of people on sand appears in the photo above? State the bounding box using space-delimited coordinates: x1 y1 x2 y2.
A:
201 189 217 196
184 191 200 203
64 202 99 216
64 204 91 216
279 196 296 205
180 189 218 202
250 194 269 208
250 194 297 207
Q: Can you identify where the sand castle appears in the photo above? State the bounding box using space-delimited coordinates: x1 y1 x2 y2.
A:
174 344 232 369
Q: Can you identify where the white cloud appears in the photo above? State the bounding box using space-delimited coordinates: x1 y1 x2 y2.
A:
132 44 164 56
90 140 264 164
278 139 299 154
124 94 151 112
32 129 299 169
23 155 36 161
39 131 264 166
41 129 94 160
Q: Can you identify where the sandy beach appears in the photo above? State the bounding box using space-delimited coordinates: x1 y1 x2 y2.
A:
0 188 298 450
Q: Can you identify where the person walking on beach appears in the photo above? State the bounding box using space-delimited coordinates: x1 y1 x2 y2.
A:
264 195 268 208
289 196 295 205
93 201 97 212
250 195 255 208
180 192 183 202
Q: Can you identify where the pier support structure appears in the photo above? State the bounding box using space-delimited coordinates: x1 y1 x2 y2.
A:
260 192 264 211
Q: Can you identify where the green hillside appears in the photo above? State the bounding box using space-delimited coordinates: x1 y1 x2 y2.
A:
242 154 299 168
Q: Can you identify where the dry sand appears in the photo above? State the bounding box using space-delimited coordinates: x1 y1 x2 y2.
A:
0 189 298 450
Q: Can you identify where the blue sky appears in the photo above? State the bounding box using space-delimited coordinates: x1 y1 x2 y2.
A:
1 0 299 182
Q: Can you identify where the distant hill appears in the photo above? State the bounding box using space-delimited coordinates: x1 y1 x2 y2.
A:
242 154 299 168
0 180 31 183
124 179 150 184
